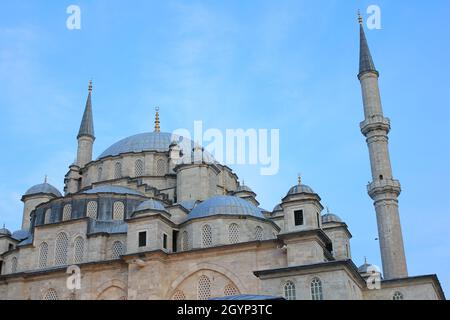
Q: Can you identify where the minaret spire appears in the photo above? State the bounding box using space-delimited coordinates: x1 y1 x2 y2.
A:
154 107 161 133
75 80 95 168
357 17 408 279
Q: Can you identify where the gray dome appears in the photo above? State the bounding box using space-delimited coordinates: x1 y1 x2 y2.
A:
273 204 282 212
287 184 315 195
83 185 144 196
24 182 62 198
358 262 381 274
135 199 167 212
322 213 343 223
0 227 11 236
186 196 265 221
236 185 254 193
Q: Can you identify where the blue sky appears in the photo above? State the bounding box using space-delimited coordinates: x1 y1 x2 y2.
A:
0 0 449 295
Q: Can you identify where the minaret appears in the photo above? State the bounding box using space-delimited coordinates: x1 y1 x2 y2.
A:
357 13 408 279
76 80 95 167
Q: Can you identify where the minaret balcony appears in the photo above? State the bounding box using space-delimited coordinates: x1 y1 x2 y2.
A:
367 178 401 199
360 115 391 136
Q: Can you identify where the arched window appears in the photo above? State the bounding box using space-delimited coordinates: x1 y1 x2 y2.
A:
228 223 240 244
44 209 51 224
284 281 296 300
62 204 72 221
43 289 58 300
113 202 125 220
111 241 125 259
202 224 212 248
310 277 323 300
73 237 84 264
135 159 144 177
10 257 18 273
114 162 122 179
197 275 211 300
86 201 98 219
38 242 49 268
255 226 263 241
172 290 186 300
224 283 240 296
97 167 103 181
182 231 189 251
55 232 69 266
393 291 404 300
156 159 166 176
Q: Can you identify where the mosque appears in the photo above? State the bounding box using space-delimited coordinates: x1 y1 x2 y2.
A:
0 16 444 300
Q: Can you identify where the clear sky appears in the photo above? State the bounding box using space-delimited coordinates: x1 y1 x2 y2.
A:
0 0 449 296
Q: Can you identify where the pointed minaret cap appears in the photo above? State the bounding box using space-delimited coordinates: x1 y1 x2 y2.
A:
358 11 379 79
154 107 161 133
77 80 95 139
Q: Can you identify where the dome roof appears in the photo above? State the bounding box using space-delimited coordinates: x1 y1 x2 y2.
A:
358 262 381 274
322 213 343 223
287 184 315 195
0 227 11 236
236 184 254 193
83 185 144 196
185 196 265 221
272 204 282 212
12 229 31 241
177 200 199 211
135 199 167 212
24 182 62 198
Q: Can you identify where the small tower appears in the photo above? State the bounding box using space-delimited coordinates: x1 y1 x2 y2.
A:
76 80 95 168
357 13 408 279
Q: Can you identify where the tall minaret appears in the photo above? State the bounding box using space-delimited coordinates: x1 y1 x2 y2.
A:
357 13 408 279
76 80 95 167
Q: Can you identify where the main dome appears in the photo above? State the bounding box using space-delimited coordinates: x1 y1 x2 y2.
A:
98 132 184 159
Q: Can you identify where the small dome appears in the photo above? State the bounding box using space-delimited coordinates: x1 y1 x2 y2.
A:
272 204 282 212
24 182 62 198
186 196 265 221
358 262 381 274
236 184 254 193
322 213 343 223
83 185 144 196
135 199 167 212
287 184 315 195
0 227 11 236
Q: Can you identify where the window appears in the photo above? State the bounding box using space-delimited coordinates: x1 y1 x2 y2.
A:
393 291 404 300
255 226 263 241
112 241 125 259
113 201 125 220
163 233 168 250
182 231 189 251
10 257 18 273
138 231 147 247
98 167 103 181
73 237 84 264
156 159 166 176
172 290 186 300
44 209 51 224
310 277 323 300
135 159 144 177
62 204 72 221
197 275 211 300
55 232 69 266
202 224 212 248
38 242 49 268
294 210 304 226
86 201 98 219
43 289 58 300
228 223 240 244
284 281 296 300
224 283 240 296
114 162 122 179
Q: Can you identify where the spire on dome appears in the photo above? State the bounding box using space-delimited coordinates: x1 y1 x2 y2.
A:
154 107 161 133
358 11 378 79
77 80 95 139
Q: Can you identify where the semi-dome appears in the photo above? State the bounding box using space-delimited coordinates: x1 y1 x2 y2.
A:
185 196 266 221
83 185 144 196
135 199 167 212
322 213 343 223
24 182 62 198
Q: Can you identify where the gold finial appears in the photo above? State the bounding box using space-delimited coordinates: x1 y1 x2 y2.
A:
154 107 160 133
88 79 93 93
358 10 363 25
297 173 302 185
